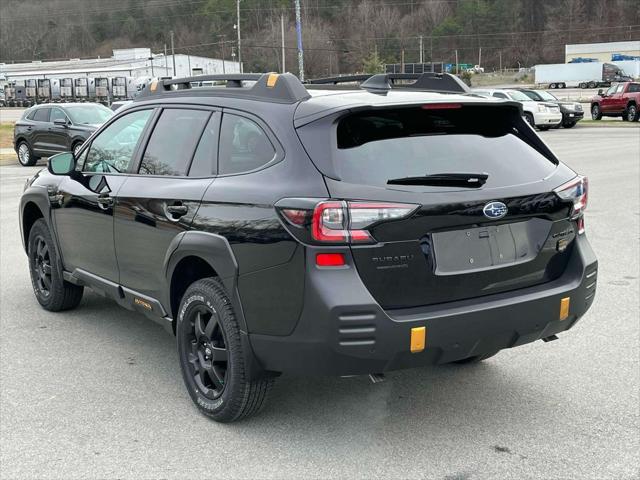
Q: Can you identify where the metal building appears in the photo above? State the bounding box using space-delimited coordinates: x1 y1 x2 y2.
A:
0 48 240 82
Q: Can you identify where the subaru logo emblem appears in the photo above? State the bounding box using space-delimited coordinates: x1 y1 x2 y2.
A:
483 201 507 219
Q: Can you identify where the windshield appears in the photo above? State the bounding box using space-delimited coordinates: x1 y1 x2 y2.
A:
65 105 113 125
329 107 556 189
535 91 557 101
505 90 532 101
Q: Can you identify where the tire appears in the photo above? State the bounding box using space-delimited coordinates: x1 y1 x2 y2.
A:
28 219 84 311
563 122 577 128
177 277 274 423
538 126 551 131
591 104 602 120
17 140 38 166
524 113 535 128
559 83 566 89
588 81 597 89
578 82 587 89
452 350 500 364
549 83 557 89
71 141 84 157
626 104 639 122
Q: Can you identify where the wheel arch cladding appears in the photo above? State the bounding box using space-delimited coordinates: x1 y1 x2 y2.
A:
166 231 241 330
22 201 44 250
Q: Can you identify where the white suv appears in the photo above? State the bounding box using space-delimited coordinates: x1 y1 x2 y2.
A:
473 89 562 130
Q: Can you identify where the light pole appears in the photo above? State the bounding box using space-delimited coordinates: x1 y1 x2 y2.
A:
294 0 304 81
235 0 242 73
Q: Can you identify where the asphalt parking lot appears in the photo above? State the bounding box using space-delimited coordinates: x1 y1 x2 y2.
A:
0 127 638 479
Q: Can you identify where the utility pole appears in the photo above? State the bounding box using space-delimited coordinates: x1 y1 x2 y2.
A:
164 44 169 76
455 49 459 74
187 48 191 76
294 0 304 81
281 13 286 73
430 35 434 72
401 49 405 73
236 0 243 73
219 35 226 74
478 46 482 68
170 30 176 76
499 50 502 73
419 35 423 64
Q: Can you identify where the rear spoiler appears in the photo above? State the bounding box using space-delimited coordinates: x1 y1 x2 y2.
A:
306 72 470 95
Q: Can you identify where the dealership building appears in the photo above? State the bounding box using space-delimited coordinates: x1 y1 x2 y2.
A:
0 48 240 82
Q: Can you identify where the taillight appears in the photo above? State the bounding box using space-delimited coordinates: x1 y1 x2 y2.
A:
312 201 418 244
555 175 588 233
280 200 418 245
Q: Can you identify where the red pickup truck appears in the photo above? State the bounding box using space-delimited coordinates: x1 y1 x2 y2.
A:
591 82 640 122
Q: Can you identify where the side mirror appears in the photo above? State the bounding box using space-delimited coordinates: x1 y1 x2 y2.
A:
53 118 69 127
597 89 604 96
48 152 75 175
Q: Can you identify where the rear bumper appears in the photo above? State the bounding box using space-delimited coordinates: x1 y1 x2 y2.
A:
249 235 597 376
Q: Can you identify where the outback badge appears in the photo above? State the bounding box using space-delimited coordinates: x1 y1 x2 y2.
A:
483 201 507 219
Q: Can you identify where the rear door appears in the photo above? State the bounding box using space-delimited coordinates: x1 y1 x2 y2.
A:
114 106 217 302
297 103 578 309
30 107 51 153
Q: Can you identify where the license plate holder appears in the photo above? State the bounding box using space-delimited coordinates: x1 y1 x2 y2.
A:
432 222 538 275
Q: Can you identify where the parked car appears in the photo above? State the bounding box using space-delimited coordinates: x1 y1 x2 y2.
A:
590 82 640 122
19 73 597 422
473 88 563 130
516 88 584 128
13 103 113 166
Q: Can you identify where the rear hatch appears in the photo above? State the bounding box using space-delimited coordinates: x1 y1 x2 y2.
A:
296 101 580 309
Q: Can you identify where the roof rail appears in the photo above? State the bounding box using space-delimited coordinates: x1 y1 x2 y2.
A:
138 72 311 104
306 72 470 94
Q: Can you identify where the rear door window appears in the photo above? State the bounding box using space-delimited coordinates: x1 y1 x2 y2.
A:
318 106 557 189
139 108 210 176
218 113 275 175
33 108 51 122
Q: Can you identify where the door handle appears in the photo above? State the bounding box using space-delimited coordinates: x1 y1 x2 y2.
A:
97 194 113 209
166 203 188 219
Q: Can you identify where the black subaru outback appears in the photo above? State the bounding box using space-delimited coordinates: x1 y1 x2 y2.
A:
19 72 597 423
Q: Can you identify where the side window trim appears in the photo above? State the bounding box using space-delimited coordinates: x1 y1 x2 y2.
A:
217 108 284 177
131 105 217 177
186 111 220 177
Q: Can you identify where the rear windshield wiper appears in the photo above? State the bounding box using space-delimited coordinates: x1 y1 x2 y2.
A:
387 173 488 188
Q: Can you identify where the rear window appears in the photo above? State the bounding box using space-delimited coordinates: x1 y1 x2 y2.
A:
324 106 557 188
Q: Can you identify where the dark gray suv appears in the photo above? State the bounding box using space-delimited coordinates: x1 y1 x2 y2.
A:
14 103 113 166
19 73 597 422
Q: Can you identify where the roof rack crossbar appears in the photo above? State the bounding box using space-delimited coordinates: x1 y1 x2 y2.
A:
140 72 311 104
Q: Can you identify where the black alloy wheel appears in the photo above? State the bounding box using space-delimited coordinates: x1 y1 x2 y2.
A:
183 305 229 400
31 235 52 298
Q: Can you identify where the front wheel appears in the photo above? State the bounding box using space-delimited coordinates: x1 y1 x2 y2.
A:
28 219 83 311
177 278 274 423
524 113 535 128
563 122 577 128
538 126 551 131
591 104 602 120
626 104 639 122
